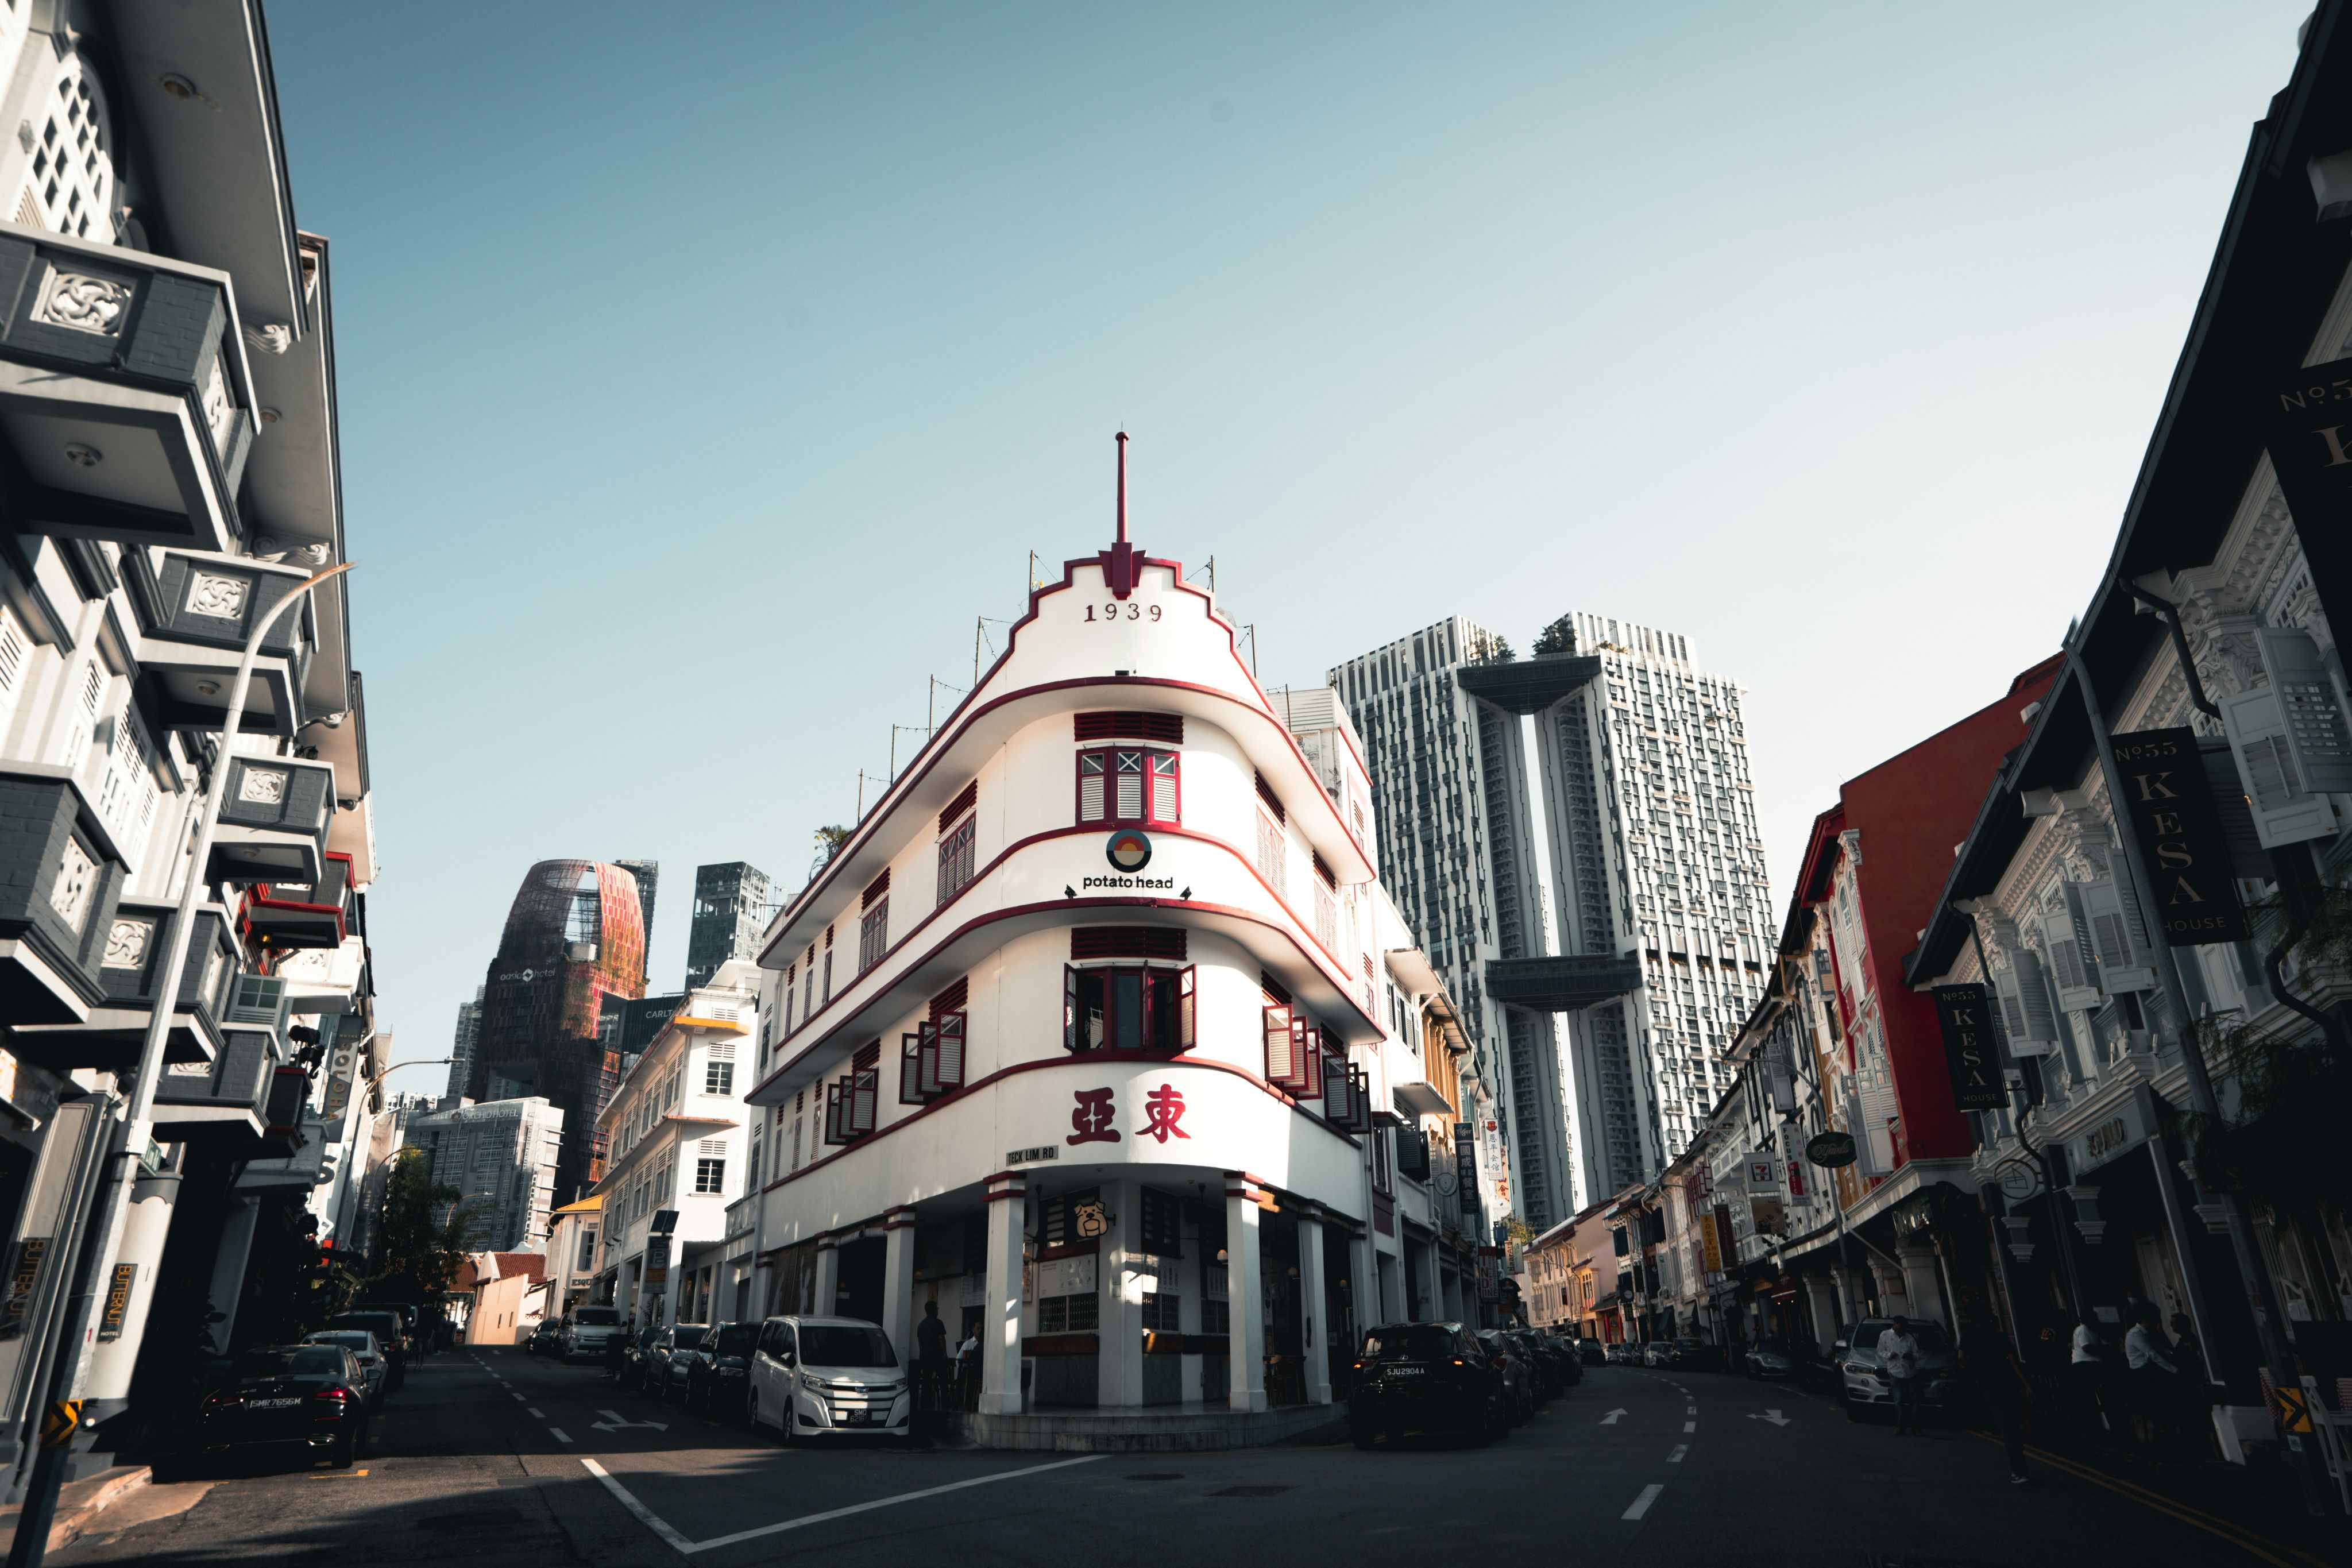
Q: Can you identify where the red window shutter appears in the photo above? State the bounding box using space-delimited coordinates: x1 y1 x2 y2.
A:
1177 966 1195 1051
1064 965 1081 1054
1077 752 1107 822
899 1033 926 1106
939 779 978 833
1325 1057 1350 1124
852 1039 882 1072
1349 1067 1373 1133
1074 712 1184 743
1254 770 1285 823
1114 750 1145 820
1150 751 1179 824
825 1080 845 1145
1259 971 1292 1007
934 1012 965 1089
1312 851 1334 887
1264 1005 1296 1085
1297 1021 1322 1100
863 869 890 909
930 977 969 1019
914 1021 941 1098
1071 928 1187 961
850 1066 878 1135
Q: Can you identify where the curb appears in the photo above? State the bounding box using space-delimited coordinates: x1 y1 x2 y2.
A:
0 1465 152 1555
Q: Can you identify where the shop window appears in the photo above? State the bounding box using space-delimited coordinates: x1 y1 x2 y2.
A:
1065 965 1194 1053
1038 1292 1099 1333
1140 1292 1181 1331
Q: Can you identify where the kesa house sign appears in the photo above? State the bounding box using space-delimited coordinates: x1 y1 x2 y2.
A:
1084 829 1174 892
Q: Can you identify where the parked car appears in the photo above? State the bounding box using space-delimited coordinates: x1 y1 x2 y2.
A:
618 1324 665 1389
646 1324 711 1399
1669 1337 1721 1371
1508 1330 1572 1396
1346 1321 1505 1448
688 1321 759 1416
1577 1337 1607 1366
562 1306 625 1364
301 1330 387 1407
1604 1341 1636 1365
1837 1319 1965 1422
324 1311 407 1392
198 1345 370 1469
1539 1334 1585 1387
1475 1330 1540 1420
1744 1339 1799 1381
745 1316 910 1441
524 1319 562 1357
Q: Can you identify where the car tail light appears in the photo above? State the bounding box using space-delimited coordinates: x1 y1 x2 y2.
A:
312 1385 355 1419
1489 1355 1509 1369
203 1391 240 1408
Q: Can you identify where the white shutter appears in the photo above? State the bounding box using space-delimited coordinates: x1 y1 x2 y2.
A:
1078 754 1106 822
1150 752 1178 822
2080 880 2155 995
1114 751 1144 819
0 604 26 724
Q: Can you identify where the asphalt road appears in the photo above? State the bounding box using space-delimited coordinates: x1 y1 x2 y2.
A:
52 1346 2324 1566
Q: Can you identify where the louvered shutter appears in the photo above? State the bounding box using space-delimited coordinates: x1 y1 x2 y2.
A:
1295 1017 1320 1098
934 1011 965 1090
1078 753 1107 824
1176 967 1195 1051
2080 879 2156 995
1150 752 1179 823
0 604 25 723
2041 897 2096 1009
1064 965 1082 1053
1115 750 1145 820
825 1080 844 1145
1264 1005 1296 1085
850 1065 878 1136
899 1032 926 1104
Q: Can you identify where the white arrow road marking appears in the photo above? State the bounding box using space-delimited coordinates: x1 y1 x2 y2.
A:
581 1454 1109 1556
1599 1408 1628 1424
1622 1483 1663 1521
1666 1444 1687 1463
592 1409 671 1433
1747 1409 1792 1426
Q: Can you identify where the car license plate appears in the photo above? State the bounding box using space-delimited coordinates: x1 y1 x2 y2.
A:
250 1397 301 1409
848 1409 883 1424
1384 1365 1424 1377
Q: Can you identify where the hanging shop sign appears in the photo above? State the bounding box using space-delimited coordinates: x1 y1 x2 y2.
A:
1995 1158 2042 1202
2263 356 2352 645
2109 727 2251 945
1697 1211 1724 1274
643 1234 671 1288
1743 1153 1779 1192
1930 984 2007 1111
1805 1131 1857 1168
1454 1123 1481 1219
2064 1098 2149 1178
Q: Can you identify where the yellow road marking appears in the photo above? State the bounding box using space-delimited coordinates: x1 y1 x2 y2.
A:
1970 1432 2317 1568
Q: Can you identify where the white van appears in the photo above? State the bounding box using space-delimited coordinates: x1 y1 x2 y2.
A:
745 1315 910 1441
561 1306 625 1363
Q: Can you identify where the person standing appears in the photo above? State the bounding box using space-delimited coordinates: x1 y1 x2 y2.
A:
2123 1303 2179 1446
915 1300 950 1408
1878 1315 1924 1435
1960 1312 2032 1485
2068 1311 2108 1431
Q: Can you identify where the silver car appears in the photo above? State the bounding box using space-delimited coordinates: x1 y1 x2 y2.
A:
304 1330 388 1405
1836 1319 1964 1421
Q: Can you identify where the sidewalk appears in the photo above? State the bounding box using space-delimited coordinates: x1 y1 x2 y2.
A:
1980 1426 2338 1567
0 1466 213 1558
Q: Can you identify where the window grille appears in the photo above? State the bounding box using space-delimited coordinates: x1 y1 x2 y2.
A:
704 1060 735 1095
859 901 888 973
937 814 976 905
695 1158 725 1194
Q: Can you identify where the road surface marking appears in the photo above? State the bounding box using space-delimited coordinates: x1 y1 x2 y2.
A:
511 1393 526 1403
1598 1408 1627 1424
1685 1404 1696 1414
1622 1484 1663 1521
528 1407 546 1419
1747 1409 1791 1426
1996 1437 2320 1568
550 1428 573 1444
584 1454 1109 1556
1681 1420 1695 1433
1666 1445 1687 1463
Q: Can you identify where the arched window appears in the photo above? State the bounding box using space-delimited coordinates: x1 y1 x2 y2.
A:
12 51 117 241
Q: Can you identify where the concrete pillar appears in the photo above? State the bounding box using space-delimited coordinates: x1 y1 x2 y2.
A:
86 1170 181 1411
1102 1180 1144 1408
1297 1207 1333 1404
812 1237 839 1319
980 1173 1025 1416
1804 1275 1841 1355
882 1207 918 1368
1225 1175 1266 1412
1898 1248 1942 1324
207 1196 261 1349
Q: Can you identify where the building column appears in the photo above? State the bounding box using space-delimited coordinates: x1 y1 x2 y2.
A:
1898 1246 1943 1325
980 1173 1025 1416
1102 1180 1144 1408
1226 1175 1266 1413
1803 1275 1840 1354
882 1206 918 1368
207 1196 262 1349
812 1235 840 1319
1297 1205 1333 1405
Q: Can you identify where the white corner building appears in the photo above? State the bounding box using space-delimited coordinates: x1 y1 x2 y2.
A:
743 449 1485 1447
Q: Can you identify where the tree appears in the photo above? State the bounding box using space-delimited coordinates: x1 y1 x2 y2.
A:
1533 615 1578 657
814 825 852 864
368 1148 478 1305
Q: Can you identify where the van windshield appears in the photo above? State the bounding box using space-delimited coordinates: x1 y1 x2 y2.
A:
800 1325 895 1368
573 1308 620 1326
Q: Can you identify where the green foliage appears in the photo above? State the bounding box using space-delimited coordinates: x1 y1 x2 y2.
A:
1533 616 1577 657
814 825 852 864
369 1147 479 1301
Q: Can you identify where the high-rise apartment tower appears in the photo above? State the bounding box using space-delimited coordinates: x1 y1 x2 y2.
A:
685 862 773 988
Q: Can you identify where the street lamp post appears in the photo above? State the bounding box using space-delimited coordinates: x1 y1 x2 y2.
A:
6 563 353 1568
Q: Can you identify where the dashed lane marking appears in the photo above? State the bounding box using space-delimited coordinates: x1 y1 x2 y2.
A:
551 1428 573 1445
1681 1421 1696 1434
582 1454 1110 1557
1666 1445 1687 1463
528 1408 545 1419
1622 1483 1663 1521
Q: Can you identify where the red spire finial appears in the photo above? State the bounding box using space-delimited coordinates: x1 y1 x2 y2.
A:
1115 430 1129 544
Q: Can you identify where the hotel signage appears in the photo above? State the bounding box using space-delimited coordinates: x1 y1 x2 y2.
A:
1931 984 2007 1111
2264 356 2352 645
2110 727 2250 945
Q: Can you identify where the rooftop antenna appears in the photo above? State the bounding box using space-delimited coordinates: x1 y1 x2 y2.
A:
1116 430 1130 544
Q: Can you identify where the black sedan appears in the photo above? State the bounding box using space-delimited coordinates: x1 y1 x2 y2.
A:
685 1321 759 1415
198 1345 370 1469
646 1323 712 1399
1348 1322 1505 1448
1744 1339 1800 1380
617 1324 665 1389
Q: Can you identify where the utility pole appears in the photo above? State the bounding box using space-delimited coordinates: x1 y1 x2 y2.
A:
6 563 353 1568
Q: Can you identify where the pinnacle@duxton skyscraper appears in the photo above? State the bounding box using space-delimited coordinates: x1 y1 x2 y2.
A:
1332 612 1774 1225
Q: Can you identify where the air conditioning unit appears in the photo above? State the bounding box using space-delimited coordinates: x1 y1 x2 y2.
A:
2220 627 2352 848
222 973 289 1030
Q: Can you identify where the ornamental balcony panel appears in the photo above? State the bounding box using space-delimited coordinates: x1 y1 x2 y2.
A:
206 755 334 885
153 1026 273 1145
272 934 366 1015
0 227 254 553
7 897 237 1071
242 852 353 953
256 1066 312 1160
128 551 319 736
0 775 129 1028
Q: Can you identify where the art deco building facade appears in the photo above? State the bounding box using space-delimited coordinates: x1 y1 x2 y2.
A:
740 456 1487 1443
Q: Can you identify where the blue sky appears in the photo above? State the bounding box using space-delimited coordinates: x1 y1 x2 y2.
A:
263 1 2312 1099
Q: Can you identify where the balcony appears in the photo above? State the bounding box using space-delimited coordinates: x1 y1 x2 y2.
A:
153 1028 275 1145
0 775 129 1026
206 755 335 884
0 224 254 554
257 1066 312 1160
242 852 354 952
126 550 319 736
8 897 239 1071
272 934 367 1015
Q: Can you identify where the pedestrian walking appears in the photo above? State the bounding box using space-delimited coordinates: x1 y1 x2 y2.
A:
2067 1311 2108 1431
1877 1315 1924 1435
606 1314 634 1380
1959 1312 2032 1485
